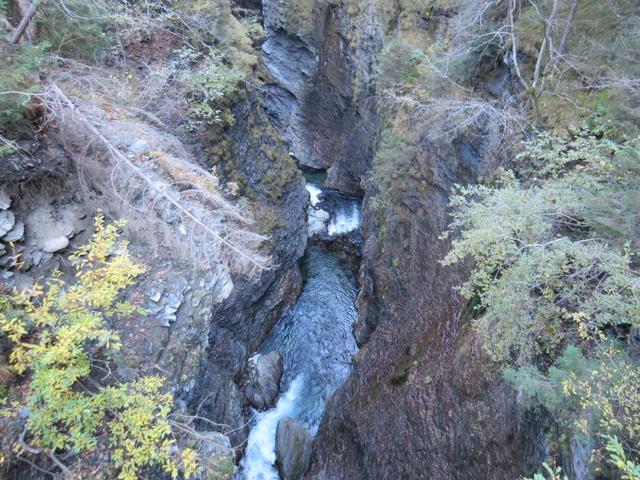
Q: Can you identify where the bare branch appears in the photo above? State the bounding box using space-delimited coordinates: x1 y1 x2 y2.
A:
45 82 272 277
9 1 38 44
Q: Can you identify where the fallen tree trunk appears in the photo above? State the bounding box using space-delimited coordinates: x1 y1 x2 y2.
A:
9 1 37 44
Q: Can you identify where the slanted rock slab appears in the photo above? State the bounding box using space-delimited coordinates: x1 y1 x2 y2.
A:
0 210 15 237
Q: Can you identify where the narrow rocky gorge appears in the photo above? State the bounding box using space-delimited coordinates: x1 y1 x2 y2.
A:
251 1 546 478
238 175 362 479
5 0 631 478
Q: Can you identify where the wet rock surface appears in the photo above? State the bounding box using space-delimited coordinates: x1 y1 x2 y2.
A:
276 417 313 480
188 83 308 448
260 0 379 195
242 351 284 411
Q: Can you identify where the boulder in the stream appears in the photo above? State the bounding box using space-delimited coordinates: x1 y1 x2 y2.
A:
275 417 312 480
242 352 283 410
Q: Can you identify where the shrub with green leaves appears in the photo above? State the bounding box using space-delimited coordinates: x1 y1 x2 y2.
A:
443 128 640 364
187 50 245 128
0 216 198 479
605 436 640 480
524 437 640 480
0 41 49 139
443 126 640 472
505 344 640 445
36 0 110 61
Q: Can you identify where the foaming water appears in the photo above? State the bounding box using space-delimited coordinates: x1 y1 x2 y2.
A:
327 201 360 236
306 184 323 207
241 376 305 480
238 247 358 479
306 180 361 238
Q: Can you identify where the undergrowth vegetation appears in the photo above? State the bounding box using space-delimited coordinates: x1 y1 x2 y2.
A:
0 0 259 149
444 125 640 477
0 216 201 479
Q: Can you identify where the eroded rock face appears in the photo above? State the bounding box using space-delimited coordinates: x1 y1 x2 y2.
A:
242 351 284 411
307 137 544 479
0 141 68 183
3 221 24 243
24 203 86 254
189 88 308 448
276 417 313 480
0 5 310 475
260 0 381 195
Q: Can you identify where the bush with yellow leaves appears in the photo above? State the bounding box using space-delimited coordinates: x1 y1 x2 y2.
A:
0 215 198 479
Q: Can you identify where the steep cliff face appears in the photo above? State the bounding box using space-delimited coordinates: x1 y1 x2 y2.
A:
309 136 544 479
260 0 381 195
187 96 309 464
190 90 309 447
0 10 309 466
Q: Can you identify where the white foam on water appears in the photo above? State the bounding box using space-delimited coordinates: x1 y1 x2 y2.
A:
306 184 322 207
308 208 330 237
328 203 360 236
240 376 305 480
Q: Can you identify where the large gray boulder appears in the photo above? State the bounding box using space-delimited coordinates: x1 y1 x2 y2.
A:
275 417 312 480
2 221 24 242
242 352 283 410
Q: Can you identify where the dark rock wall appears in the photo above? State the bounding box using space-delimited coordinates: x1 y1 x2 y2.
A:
309 137 544 479
304 4 379 196
189 89 308 447
260 0 381 196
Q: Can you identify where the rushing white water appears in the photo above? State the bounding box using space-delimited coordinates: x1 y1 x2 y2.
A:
306 184 323 207
241 376 305 480
306 181 361 237
327 202 361 236
239 176 361 480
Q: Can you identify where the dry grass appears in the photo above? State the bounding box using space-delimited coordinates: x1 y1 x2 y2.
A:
44 80 271 278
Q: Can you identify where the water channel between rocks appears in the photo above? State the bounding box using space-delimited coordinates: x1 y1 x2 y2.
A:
239 173 361 480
